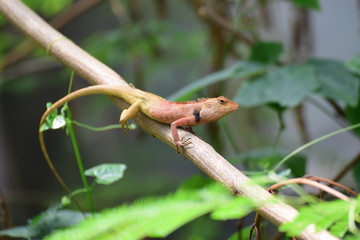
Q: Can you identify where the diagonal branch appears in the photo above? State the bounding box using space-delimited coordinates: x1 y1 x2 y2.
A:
0 0 338 239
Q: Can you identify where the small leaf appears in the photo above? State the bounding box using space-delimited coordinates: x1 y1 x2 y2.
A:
61 196 71 206
51 115 66 129
85 163 127 185
235 64 318 107
250 41 283 64
40 102 66 132
310 59 360 107
292 0 320 10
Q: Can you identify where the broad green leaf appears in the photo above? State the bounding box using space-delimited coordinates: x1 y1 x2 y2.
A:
284 154 306 178
346 55 360 76
292 0 320 10
167 61 266 101
250 41 283 64
310 59 360 107
235 64 318 107
85 163 126 185
230 148 306 177
346 83 360 137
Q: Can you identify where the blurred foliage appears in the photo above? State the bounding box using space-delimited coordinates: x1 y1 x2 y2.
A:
280 197 360 239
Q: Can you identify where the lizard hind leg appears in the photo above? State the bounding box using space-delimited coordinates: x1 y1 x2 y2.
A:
119 100 142 134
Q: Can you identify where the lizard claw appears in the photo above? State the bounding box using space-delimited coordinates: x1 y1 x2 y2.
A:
182 137 193 148
175 137 193 154
120 121 129 136
175 141 183 155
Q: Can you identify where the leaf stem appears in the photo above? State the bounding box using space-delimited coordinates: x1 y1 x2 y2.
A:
65 107 95 214
64 71 94 214
272 123 360 172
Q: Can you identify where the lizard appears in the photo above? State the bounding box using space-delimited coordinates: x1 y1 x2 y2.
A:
39 83 239 193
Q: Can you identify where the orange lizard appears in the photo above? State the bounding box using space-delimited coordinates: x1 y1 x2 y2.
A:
39 84 239 192
40 84 239 151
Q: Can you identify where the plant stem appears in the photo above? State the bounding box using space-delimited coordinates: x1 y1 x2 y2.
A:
65 107 95 214
272 123 360 172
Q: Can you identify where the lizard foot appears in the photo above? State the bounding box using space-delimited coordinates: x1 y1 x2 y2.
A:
175 137 193 154
120 121 130 136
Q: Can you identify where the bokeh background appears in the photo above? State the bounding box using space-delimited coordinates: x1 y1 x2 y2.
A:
1 0 360 239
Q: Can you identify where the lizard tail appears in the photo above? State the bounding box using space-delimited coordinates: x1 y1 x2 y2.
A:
38 84 138 209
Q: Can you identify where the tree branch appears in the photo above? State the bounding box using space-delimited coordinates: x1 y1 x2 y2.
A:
0 0 338 239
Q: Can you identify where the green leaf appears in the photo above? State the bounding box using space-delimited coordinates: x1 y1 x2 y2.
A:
292 0 320 10
235 64 318 107
228 226 251 240
179 174 213 190
0 226 30 238
40 102 66 132
346 82 360 137
44 184 258 240
167 61 266 101
23 0 73 17
85 163 127 185
280 199 359 238
310 59 360 107
210 197 257 220
346 55 360 76
44 186 220 240
230 148 306 177
41 0 72 16
0 205 85 239
250 41 283 64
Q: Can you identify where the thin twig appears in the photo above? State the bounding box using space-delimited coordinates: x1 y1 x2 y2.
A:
333 152 360 183
304 175 358 197
269 178 349 201
205 0 254 45
294 104 309 143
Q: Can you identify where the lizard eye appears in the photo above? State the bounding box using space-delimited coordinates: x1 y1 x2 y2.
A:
218 99 227 105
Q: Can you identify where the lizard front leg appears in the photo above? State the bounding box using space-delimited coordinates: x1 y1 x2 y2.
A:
119 100 142 133
171 116 196 153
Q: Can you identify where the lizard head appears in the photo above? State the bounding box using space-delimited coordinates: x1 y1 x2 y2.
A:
200 96 239 122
